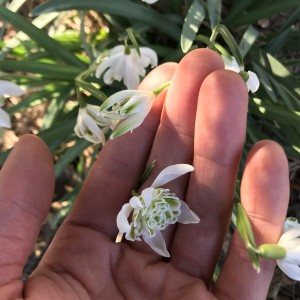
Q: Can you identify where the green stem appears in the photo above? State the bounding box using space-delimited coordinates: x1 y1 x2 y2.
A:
75 64 107 102
208 27 218 49
152 81 171 95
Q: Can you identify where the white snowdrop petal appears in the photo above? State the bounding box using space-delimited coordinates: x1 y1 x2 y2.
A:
151 164 194 188
177 200 200 224
129 196 144 208
221 55 240 71
278 227 300 243
247 71 260 93
0 107 11 128
142 0 159 3
117 203 133 233
141 187 155 207
100 90 136 111
277 260 300 281
0 80 24 97
140 47 158 67
142 230 170 257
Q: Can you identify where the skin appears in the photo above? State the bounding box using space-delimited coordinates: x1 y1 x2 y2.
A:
0 49 290 300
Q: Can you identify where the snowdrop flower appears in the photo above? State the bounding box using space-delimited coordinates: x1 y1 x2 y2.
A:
100 89 156 139
95 45 157 89
74 104 115 144
276 224 300 281
258 218 300 281
0 80 24 128
116 164 200 257
222 55 260 93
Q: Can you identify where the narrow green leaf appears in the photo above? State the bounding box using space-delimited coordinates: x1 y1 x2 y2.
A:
239 25 259 58
38 117 76 151
266 26 293 54
216 24 244 68
0 6 86 67
42 86 73 130
236 203 260 272
252 63 278 103
181 0 205 53
249 98 300 127
226 0 300 27
32 0 181 41
55 139 91 178
207 0 221 29
0 60 82 80
7 85 68 115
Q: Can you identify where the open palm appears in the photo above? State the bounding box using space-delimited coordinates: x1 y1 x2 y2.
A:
0 49 289 300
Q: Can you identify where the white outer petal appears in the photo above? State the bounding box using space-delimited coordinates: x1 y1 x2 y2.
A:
0 107 11 128
151 164 194 188
75 108 106 144
142 0 159 3
120 91 153 114
221 55 240 72
0 80 24 97
278 227 300 243
100 90 136 111
142 230 170 257
117 203 133 233
141 187 154 208
123 55 141 89
110 45 125 55
247 71 260 93
177 200 200 224
95 51 124 79
129 196 144 208
140 47 158 67
277 260 300 281
110 103 151 139
284 218 300 232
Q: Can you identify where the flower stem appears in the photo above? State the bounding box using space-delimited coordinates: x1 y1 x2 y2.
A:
152 81 171 95
208 27 218 49
75 64 107 102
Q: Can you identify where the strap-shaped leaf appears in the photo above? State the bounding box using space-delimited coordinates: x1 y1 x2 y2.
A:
0 60 81 80
207 0 221 29
180 0 205 53
226 0 300 27
0 6 85 68
32 0 181 41
239 25 259 58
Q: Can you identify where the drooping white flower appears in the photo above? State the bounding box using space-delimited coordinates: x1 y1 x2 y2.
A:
221 55 260 93
74 104 115 144
276 218 300 281
0 80 24 128
100 89 156 139
95 45 157 89
116 164 200 257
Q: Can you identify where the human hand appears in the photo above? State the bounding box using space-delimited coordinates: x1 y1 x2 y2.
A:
0 49 289 300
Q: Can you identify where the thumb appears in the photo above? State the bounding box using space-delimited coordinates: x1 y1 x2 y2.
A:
0 135 54 287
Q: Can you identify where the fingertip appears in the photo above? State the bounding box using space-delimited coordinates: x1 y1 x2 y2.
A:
241 140 289 242
201 69 248 102
180 48 224 71
196 69 249 164
138 62 177 91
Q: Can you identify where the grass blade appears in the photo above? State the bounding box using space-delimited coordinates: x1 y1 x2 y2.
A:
32 0 181 41
0 6 86 67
